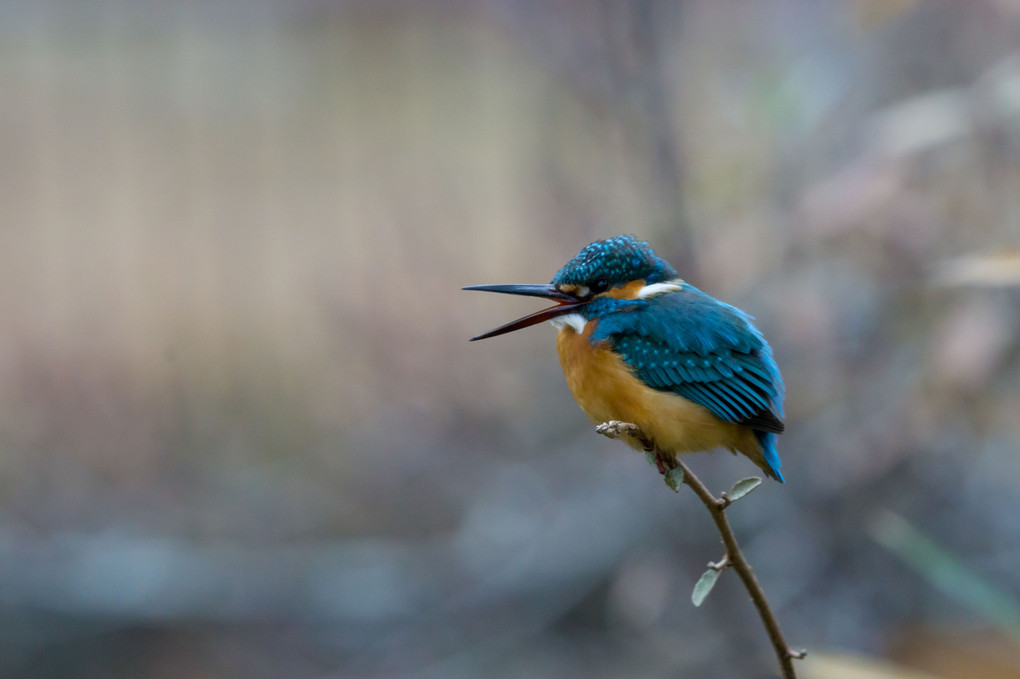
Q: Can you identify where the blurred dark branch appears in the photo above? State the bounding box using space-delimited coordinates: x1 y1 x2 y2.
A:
490 0 697 277
610 0 697 277
596 420 804 679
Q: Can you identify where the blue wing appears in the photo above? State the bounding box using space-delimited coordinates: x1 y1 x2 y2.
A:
591 285 785 434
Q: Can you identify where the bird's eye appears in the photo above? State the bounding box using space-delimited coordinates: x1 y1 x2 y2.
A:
590 279 610 294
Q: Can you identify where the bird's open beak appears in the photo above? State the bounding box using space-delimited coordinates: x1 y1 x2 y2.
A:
463 283 588 341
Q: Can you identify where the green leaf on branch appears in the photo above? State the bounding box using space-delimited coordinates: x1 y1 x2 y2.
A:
692 568 721 606
727 477 762 502
665 466 685 491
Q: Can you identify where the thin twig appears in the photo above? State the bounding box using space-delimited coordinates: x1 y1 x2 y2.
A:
597 421 804 678
673 458 804 676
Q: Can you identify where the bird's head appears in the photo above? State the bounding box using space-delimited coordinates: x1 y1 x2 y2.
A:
464 235 678 340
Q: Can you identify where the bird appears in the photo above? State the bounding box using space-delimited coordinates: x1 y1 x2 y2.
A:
464 235 785 482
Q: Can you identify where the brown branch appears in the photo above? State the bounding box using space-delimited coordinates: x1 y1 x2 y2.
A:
596 420 805 678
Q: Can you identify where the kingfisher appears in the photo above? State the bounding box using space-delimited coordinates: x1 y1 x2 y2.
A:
465 235 785 481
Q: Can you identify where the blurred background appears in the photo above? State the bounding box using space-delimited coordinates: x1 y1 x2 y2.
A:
2 1 1020 677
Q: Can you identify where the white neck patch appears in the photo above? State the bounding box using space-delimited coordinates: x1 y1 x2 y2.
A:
550 313 587 334
636 280 684 299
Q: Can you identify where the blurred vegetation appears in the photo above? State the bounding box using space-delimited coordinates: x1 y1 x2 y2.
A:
1 1 1020 677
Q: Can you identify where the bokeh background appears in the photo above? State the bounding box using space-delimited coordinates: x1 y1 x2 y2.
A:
3 1 1020 677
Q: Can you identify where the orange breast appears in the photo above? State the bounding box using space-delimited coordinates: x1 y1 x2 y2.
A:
555 322 762 462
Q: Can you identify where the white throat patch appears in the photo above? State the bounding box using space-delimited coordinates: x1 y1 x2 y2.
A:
549 313 587 334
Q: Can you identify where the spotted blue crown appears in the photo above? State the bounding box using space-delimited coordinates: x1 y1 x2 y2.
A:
551 235 678 288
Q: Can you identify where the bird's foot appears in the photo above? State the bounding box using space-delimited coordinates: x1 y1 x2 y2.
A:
596 420 641 439
596 420 655 452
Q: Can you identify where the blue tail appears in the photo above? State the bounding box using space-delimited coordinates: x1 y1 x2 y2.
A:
755 431 784 483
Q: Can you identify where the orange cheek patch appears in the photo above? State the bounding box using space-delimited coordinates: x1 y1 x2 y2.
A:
605 279 646 300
